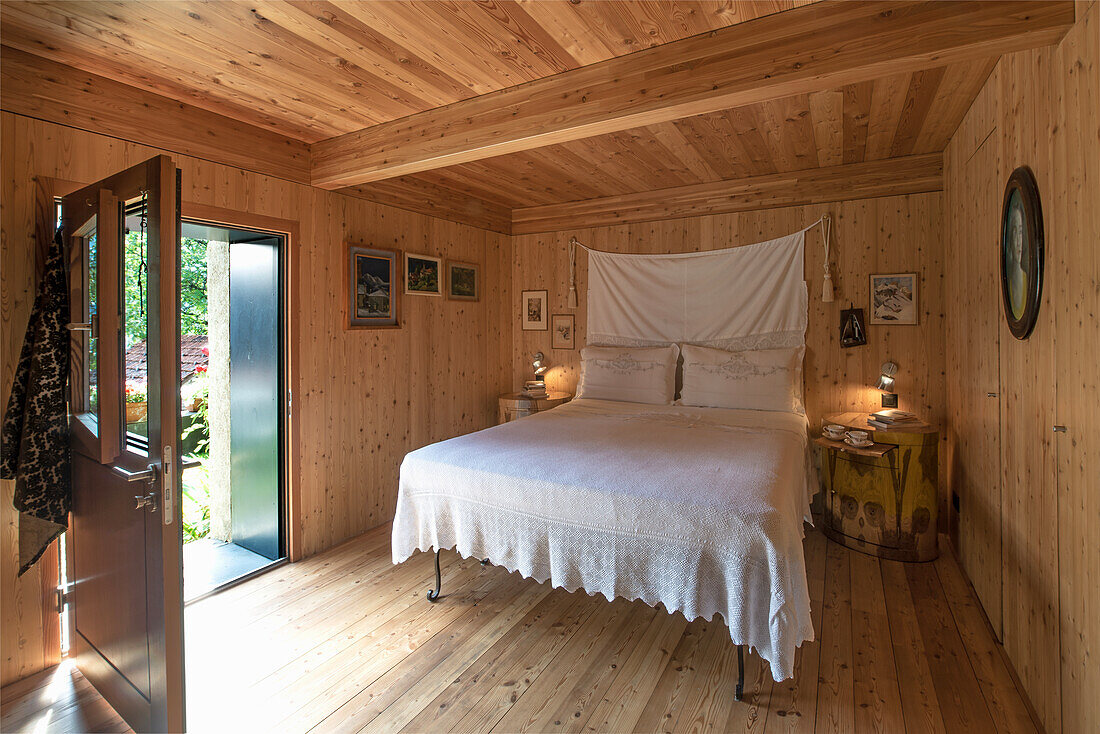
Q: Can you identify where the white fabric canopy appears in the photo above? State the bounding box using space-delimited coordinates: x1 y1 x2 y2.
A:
586 228 808 351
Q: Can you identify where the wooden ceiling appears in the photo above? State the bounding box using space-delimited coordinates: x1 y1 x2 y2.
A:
361 57 998 210
0 0 815 142
0 1 1075 234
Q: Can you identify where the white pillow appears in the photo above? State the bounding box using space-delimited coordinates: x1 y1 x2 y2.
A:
576 344 679 405
679 344 804 413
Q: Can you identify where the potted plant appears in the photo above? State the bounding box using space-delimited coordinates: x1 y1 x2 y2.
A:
125 381 148 424
186 363 208 412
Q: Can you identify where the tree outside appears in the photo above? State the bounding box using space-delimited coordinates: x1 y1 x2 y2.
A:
125 230 212 542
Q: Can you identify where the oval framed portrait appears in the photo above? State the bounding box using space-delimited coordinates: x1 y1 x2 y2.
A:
1000 166 1044 340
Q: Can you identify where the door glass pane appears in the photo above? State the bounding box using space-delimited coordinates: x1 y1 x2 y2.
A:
87 232 99 415
124 199 149 440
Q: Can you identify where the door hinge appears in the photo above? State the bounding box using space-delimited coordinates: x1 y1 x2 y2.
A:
54 584 72 614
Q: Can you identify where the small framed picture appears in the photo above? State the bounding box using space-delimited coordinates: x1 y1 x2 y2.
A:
1000 166 1044 340
869 272 918 325
521 290 548 330
346 244 399 329
447 260 479 301
551 313 575 349
405 253 442 296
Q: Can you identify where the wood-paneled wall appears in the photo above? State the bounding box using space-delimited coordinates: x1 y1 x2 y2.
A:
0 113 513 686
944 4 1099 733
510 194 948 489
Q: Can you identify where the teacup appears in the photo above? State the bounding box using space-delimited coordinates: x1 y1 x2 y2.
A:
846 430 870 443
823 424 846 439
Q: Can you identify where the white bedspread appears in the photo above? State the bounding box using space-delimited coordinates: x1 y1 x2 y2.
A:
392 398 816 680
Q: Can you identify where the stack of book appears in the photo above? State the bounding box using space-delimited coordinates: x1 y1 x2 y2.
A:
522 380 548 399
867 409 919 430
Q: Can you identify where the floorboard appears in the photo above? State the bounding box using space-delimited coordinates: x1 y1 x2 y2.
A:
0 526 1040 734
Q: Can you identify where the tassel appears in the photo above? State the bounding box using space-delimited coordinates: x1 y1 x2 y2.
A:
820 214 834 303
822 271 835 303
567 237 579 309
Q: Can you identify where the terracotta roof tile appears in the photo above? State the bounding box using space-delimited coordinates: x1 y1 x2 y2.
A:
125 334 208 383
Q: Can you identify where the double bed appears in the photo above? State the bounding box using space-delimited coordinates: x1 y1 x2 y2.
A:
393 397 816 683
393 226 822 693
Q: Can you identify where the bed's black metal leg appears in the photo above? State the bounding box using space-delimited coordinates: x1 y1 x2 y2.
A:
426 550 442 602
735 645 745 701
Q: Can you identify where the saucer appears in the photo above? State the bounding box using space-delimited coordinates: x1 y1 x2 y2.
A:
845 437 873 448
823 432 845 441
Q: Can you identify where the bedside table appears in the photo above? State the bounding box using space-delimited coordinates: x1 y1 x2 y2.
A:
816 411 939 562
498 392 571 424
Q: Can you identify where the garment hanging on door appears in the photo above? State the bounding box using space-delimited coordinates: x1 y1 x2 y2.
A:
1 229 71 575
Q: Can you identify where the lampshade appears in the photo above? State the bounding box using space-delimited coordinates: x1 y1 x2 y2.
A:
532 351 548 376
875 361 898 391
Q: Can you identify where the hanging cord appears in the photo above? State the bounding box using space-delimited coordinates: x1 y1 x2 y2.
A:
820 213 834 303
138 190 149 317
567 237 579 309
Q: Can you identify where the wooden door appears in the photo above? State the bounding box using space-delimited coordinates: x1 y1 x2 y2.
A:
947 133 1004 638
62 156 185 733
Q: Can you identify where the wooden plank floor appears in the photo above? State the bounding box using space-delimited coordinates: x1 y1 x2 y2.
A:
0 523 1039 734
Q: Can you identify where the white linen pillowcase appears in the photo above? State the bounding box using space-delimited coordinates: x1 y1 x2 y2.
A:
679 344 805 413
576 344 680 405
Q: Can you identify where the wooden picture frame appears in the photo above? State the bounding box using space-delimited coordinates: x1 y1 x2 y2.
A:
405 252 442 296
551 313 575 349
869 272 918 325
347 244 400 329
447 260 479 301
1000 166 1044 340
521 290 548 330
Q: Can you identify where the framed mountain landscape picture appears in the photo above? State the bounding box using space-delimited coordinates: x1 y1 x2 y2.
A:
869 272 918 325
347 244 399 329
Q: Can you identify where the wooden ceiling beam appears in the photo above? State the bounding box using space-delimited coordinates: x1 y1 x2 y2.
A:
341 178 513 235
310 0 1072 189
0 46 311 184
510 153 943 234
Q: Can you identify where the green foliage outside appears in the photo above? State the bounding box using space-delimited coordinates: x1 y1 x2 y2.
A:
124 229 212 543
124 231 209 346
181 373 212 543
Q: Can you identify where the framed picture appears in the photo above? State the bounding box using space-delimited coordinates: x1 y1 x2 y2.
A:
551 313 575 349
346 245 399 329
1000 166 1044 340
405 253 442 296
869 272 918 325
521 290 548 330
446 260 479 301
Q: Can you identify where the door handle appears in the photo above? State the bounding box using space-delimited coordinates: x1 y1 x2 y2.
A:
113 463 159 484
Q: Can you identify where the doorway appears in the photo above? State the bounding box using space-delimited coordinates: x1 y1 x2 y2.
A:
121 212 288 602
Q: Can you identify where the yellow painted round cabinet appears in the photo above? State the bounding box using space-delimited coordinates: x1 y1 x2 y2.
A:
816 412 938 562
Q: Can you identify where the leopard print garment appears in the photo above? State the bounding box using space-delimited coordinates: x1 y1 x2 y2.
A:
1 229 71 575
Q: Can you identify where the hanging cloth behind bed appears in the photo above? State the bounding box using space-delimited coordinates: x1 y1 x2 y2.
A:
585 228 808 352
